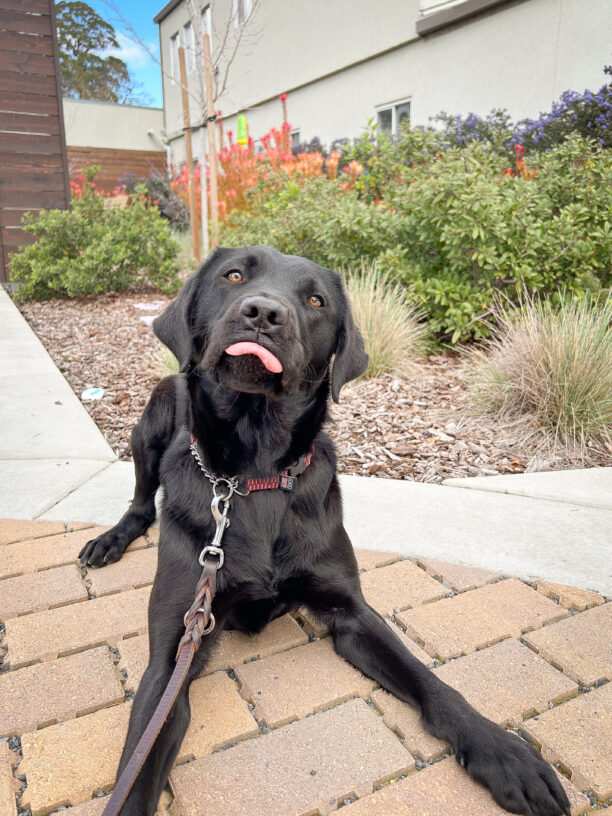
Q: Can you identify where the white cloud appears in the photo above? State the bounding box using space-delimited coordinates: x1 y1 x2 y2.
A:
103 32 157 68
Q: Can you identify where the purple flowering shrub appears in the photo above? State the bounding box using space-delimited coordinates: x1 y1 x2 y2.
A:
433 66 612 157
516 66 612 152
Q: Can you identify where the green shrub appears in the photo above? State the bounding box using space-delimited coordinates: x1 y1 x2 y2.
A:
11 171 181 301
385 136 612 340
345 262 427 377
220 175 403 268
220 134 612 343
465 293 612 449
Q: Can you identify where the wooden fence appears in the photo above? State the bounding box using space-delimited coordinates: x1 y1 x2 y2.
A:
67 146 167 193
0 0 70 283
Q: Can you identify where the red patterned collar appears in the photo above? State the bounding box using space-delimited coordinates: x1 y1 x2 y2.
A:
189 434 314 493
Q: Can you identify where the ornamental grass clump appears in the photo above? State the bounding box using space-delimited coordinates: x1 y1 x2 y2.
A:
344 262 427 378
466 294 612 449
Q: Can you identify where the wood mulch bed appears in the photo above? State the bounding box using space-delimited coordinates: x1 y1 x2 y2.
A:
18 293 609 482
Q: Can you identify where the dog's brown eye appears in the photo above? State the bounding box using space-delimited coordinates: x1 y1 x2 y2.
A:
226 270 243 283
308 294 324 307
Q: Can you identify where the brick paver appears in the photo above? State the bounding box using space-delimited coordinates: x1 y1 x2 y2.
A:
371 639 576 762
397 578 567 660
117 615 310 693
0 646 124 737
294 606 329 638
171 699 414 816
0 565 88 621
341 756 590 816
0 519 65 546
235 638 377 727
179 673 258 761
386 620 433 666
1 518 607 814
204 614 309 674
117 633 149 693
0 527 147 579
59 792 171 815
371 688 448 761
0 742 17 816
417 558 501 593
523 602 612 686
354 549 402 572
20 702 131 815
87 547 158 597
360 559 450 617
523 682 612 800
146 527 160 544
4 586 150 668
535 581 605 612
434 638 578 726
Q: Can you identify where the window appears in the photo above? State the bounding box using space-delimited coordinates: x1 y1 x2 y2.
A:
376 98 411 136
183 22 195 72
290 129 300 150
169 33 179 83
202 5 212 41
233 0 252 28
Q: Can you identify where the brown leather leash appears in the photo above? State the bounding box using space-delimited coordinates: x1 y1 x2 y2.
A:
101 557 218 816
101 436 315 815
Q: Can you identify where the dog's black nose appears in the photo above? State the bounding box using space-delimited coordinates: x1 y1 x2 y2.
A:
240 296 288 330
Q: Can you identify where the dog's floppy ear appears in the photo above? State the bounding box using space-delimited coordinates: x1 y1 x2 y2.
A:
331 299 369 403
153 274 199 372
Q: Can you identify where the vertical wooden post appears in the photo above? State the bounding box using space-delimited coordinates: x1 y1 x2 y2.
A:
203 33 219 247
178 45 200 262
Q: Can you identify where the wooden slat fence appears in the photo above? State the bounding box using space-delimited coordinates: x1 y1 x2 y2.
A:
0 0 69 282
67 146 167 193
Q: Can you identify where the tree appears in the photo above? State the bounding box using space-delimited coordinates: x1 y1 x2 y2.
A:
55 1 149 104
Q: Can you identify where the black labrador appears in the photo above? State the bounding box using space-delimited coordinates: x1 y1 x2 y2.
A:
80 247 569 816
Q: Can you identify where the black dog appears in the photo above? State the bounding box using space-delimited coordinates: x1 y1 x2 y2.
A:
80 247 569 816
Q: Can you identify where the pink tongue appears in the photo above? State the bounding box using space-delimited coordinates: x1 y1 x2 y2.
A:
224 342 283 373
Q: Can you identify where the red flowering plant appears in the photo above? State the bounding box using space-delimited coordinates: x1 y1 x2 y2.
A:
170 93 352 222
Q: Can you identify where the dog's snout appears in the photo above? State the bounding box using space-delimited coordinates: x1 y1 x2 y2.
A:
240 296 289 330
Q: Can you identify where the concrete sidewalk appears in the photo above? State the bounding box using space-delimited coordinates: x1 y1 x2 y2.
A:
0 287 115 519
1 285 611 593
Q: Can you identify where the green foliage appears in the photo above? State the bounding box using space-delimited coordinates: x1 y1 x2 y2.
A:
221 134 612 342
11 168 181 301
340 121 441 203
384 136 611 341
56 1 150 104
465 293 612 448
220 176 402 268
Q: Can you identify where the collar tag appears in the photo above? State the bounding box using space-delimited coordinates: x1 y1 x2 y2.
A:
279 474 296 491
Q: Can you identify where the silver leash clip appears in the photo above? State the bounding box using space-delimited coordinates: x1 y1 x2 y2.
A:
199 487 230 568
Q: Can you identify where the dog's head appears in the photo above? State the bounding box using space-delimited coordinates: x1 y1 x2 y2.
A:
153 247 368 402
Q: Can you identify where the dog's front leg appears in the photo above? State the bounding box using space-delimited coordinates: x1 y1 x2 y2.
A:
80 376 181 567
114 568 222 815
305 580 569 816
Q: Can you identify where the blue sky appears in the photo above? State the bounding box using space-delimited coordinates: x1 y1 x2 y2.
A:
88 0 165 107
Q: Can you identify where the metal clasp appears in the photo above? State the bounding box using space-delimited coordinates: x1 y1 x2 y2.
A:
199 544 224 568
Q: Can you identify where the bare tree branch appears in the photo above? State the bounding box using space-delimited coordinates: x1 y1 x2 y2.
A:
100 0 262 121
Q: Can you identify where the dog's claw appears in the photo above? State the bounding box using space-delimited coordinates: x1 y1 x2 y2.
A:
79 530 127 568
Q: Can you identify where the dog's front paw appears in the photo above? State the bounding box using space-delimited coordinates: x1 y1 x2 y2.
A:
79 529 128 567
457 725 570 816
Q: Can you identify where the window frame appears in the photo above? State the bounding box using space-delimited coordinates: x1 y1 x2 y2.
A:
375 96 412 137
233 0 252 28
183 21 195 73
169 32 179 85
